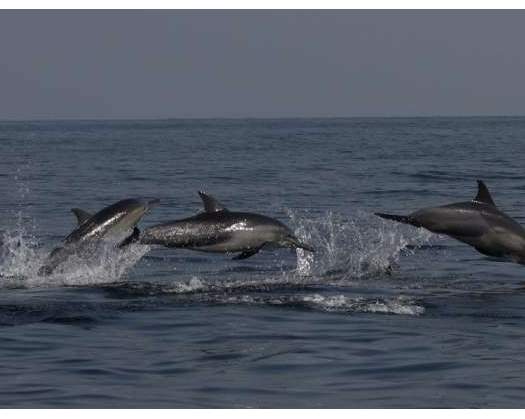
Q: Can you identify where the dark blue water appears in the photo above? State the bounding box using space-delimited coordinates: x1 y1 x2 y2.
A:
2 117 525 407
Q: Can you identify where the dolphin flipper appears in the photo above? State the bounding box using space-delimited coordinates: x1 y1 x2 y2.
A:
232 246 263 260
118 227 141 248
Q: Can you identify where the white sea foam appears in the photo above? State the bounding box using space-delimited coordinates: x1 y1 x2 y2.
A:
161 276 207 293
221 293 424 316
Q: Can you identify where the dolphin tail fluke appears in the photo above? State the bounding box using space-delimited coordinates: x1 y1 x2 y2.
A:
375 212 413 225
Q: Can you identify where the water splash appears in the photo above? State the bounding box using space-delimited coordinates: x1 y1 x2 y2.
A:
2 207 435 293
0 217 44 282
0 221 150 288
31 243 151 288
288 209 434 279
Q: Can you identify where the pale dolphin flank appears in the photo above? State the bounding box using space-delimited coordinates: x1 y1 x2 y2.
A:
375 180 525 264
139 192 314 260
38 198 159 275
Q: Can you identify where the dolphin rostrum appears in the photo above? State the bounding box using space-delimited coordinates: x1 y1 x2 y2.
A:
38 198 159 275
139 192 314 260
375 180 525 264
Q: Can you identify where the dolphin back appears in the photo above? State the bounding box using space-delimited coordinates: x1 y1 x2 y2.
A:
64 198 154 244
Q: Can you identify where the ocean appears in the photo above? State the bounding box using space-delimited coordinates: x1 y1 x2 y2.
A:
2 117 525 407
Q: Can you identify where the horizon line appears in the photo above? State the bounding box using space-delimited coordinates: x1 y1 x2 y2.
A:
1 114 525 123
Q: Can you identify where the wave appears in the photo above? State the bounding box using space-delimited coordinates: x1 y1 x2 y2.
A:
218 293 424 316
100 278 424 316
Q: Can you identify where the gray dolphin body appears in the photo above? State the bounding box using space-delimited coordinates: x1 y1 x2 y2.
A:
39 198 159 275
139 192 314 259
376 180 525 263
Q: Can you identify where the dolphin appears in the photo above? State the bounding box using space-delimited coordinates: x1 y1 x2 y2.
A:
139 192 314 259
38 198 159 275
375 180 525 264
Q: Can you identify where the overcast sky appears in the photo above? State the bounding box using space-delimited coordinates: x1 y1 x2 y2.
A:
1 11 525 119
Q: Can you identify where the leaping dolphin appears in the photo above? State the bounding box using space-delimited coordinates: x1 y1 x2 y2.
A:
38 198 159 275
139 192 314 260
375 180 525 264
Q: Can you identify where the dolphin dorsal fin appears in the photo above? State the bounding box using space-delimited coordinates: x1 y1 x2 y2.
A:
473 180 496 206
198 191 227 213
71 208 92 225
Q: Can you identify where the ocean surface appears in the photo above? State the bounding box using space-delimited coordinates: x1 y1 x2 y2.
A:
2 117 525 408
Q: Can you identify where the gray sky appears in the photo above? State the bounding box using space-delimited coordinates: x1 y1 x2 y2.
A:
1 11 525 119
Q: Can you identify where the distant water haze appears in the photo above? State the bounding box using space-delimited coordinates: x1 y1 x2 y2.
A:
1 11 525 120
